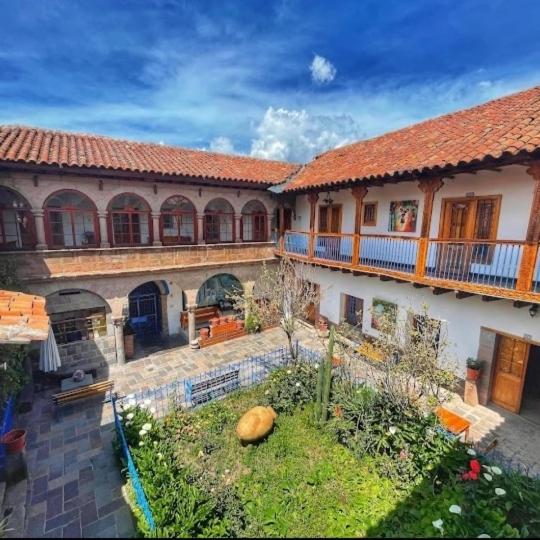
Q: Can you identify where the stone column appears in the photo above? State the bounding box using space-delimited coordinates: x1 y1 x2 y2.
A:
98 212 110 248
113 316 126 365
267 214 273 242
197 214 205 244
31 209 47 250
234 213 242 242
152 212 162 246
187 303 198 348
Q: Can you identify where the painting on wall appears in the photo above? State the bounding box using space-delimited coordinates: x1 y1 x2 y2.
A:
388 200 419 233
371 298 397 330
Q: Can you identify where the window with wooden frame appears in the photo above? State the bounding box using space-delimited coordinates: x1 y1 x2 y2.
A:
51 308 107 345
160 195 197 245
0 187 35 250
318 205 342 233
362 202 377 226
108 193 151 247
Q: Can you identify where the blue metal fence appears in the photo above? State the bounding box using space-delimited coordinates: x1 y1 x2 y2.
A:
0 396 15 477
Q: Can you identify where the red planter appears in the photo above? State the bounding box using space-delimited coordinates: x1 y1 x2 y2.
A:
466 368 481 382
1 429 27 454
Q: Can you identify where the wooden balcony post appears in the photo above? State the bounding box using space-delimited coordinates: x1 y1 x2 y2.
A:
516 163 540 291
278 203 285 252
415 178 444 277
351 186 368 264
308 192 319 259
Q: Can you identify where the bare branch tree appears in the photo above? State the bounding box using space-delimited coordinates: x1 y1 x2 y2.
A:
230 256 320 360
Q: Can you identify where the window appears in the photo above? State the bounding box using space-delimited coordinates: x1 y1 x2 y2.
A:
363 202 377 226
109 193 151 246
241 200 267 242
318 205 342 233
51 308 107 345
160 196 196 245
0 187 35 250
204 198 234 243
44 190 98 248
472 197 499 264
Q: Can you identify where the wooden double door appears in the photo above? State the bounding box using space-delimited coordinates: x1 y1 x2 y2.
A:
491 335 531 413
438 196 500 278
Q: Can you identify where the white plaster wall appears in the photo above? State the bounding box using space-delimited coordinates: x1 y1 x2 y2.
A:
310 266 540 376
292 165 535 242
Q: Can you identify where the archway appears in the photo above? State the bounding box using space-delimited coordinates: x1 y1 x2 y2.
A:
127 282 163 340
196 273 243 311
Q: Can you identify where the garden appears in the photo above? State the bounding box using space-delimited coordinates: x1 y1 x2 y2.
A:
116 347 540 538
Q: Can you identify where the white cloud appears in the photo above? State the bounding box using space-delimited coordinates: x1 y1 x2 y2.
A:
310 54 336 84
209 136 235 154
250 107 363 162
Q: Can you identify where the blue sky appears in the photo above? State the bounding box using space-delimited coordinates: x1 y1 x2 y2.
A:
2 0 540 162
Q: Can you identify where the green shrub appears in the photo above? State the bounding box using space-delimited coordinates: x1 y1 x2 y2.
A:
262 362 318 414
244 311 261 333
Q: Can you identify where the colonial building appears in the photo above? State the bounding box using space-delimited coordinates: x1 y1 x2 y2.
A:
2 84 540 419
0 126 297 373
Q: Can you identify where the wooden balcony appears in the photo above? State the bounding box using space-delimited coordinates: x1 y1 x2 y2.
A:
278 231 540 303
2 241 277 282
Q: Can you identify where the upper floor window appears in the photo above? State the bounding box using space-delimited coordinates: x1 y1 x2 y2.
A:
0 187 35 250
108 193 151 247
44 190 98 249
241 200 267 242
160 196 196 245
363 202 377 227
204 198 234 243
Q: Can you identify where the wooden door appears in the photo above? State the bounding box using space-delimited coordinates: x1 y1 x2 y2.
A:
491 335 530 413
318 205 342 233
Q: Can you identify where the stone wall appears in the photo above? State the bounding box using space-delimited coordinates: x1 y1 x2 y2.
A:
56 334 117 377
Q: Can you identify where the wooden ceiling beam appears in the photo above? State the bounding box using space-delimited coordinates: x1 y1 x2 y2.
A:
455 291 474 299
432 287 452 295
413 283 429 288
513 301 531 308
482 295 501 302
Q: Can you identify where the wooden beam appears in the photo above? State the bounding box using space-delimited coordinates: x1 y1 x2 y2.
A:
432 287 452 295
513 301 531 308
379 275 393 281
455 291 474 299
482 295 500 302
352 271 364 277
341 268 351 274
413 283 429 288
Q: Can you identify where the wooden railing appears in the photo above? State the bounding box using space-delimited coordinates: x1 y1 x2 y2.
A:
278 230 540 300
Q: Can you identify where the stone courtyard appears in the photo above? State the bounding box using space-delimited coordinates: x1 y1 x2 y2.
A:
7 324 540 538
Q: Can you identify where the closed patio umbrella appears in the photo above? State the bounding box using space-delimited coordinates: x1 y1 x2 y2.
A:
39 326 61 372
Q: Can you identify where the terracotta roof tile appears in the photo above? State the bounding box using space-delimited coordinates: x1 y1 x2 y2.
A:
0 290 49 343
286 85 540 191
0 126 299 185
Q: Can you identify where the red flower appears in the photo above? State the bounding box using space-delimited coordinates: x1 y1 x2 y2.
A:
470 459 481 473
469 471 479 481
462 472 470 481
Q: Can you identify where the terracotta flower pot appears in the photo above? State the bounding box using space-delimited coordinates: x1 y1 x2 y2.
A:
1 429 27 454
466 367 481 382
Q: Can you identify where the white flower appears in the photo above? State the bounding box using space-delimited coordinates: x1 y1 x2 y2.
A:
449 504 462 515
495 488 506 496
150 407 156 414
139 429 147 437
491 466 502 475
467 448 477 456
477 535 491 538
483 473 493 482
153 441 158 447
128 399 136 408
295 382 301 387
142 423 152 431
224 469 230 474
432 519 444 530
388 426 397 435
139 441 145 447
157 452 163 459
314 364 319 369
126 413 134 421
286 370 292 374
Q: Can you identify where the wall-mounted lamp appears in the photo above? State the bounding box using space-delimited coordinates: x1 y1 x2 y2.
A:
98 180 103 191
33 175 39 187
323 191 334 205
198 188 202 197
529 304 538 318
237 190 241 198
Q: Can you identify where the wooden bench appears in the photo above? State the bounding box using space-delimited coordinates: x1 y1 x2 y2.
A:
436 406 471 442
180 305 221 330
52 379 115 408
185 369 240 406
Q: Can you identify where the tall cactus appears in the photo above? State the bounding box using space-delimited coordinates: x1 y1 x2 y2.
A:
320 326 335 423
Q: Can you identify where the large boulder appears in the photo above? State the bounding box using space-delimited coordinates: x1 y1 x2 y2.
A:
236 406 277 444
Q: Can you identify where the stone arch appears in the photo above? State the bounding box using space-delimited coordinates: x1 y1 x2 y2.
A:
196 273 243 310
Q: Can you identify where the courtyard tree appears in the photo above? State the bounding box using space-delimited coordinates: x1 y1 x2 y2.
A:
231 255 320 361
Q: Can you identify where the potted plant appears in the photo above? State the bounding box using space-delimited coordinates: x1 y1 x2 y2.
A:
466 357 483 382
123 321 135 360
0 428 27 454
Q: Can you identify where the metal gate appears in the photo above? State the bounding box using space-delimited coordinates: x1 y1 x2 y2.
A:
128 283 160 337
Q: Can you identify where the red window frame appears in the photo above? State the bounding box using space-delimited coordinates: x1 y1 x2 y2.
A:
0 187 35 251
241 213 267 242
44 190 99 249
204 199 235 244
108 193 152 247
160 196 197 245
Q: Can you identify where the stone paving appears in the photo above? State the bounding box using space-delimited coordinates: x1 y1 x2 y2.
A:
13 324 540 538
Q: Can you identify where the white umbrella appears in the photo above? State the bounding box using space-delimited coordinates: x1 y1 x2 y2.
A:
39 326 62 372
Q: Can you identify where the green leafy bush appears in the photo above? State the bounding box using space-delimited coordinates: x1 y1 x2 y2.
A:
262 362 318 414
